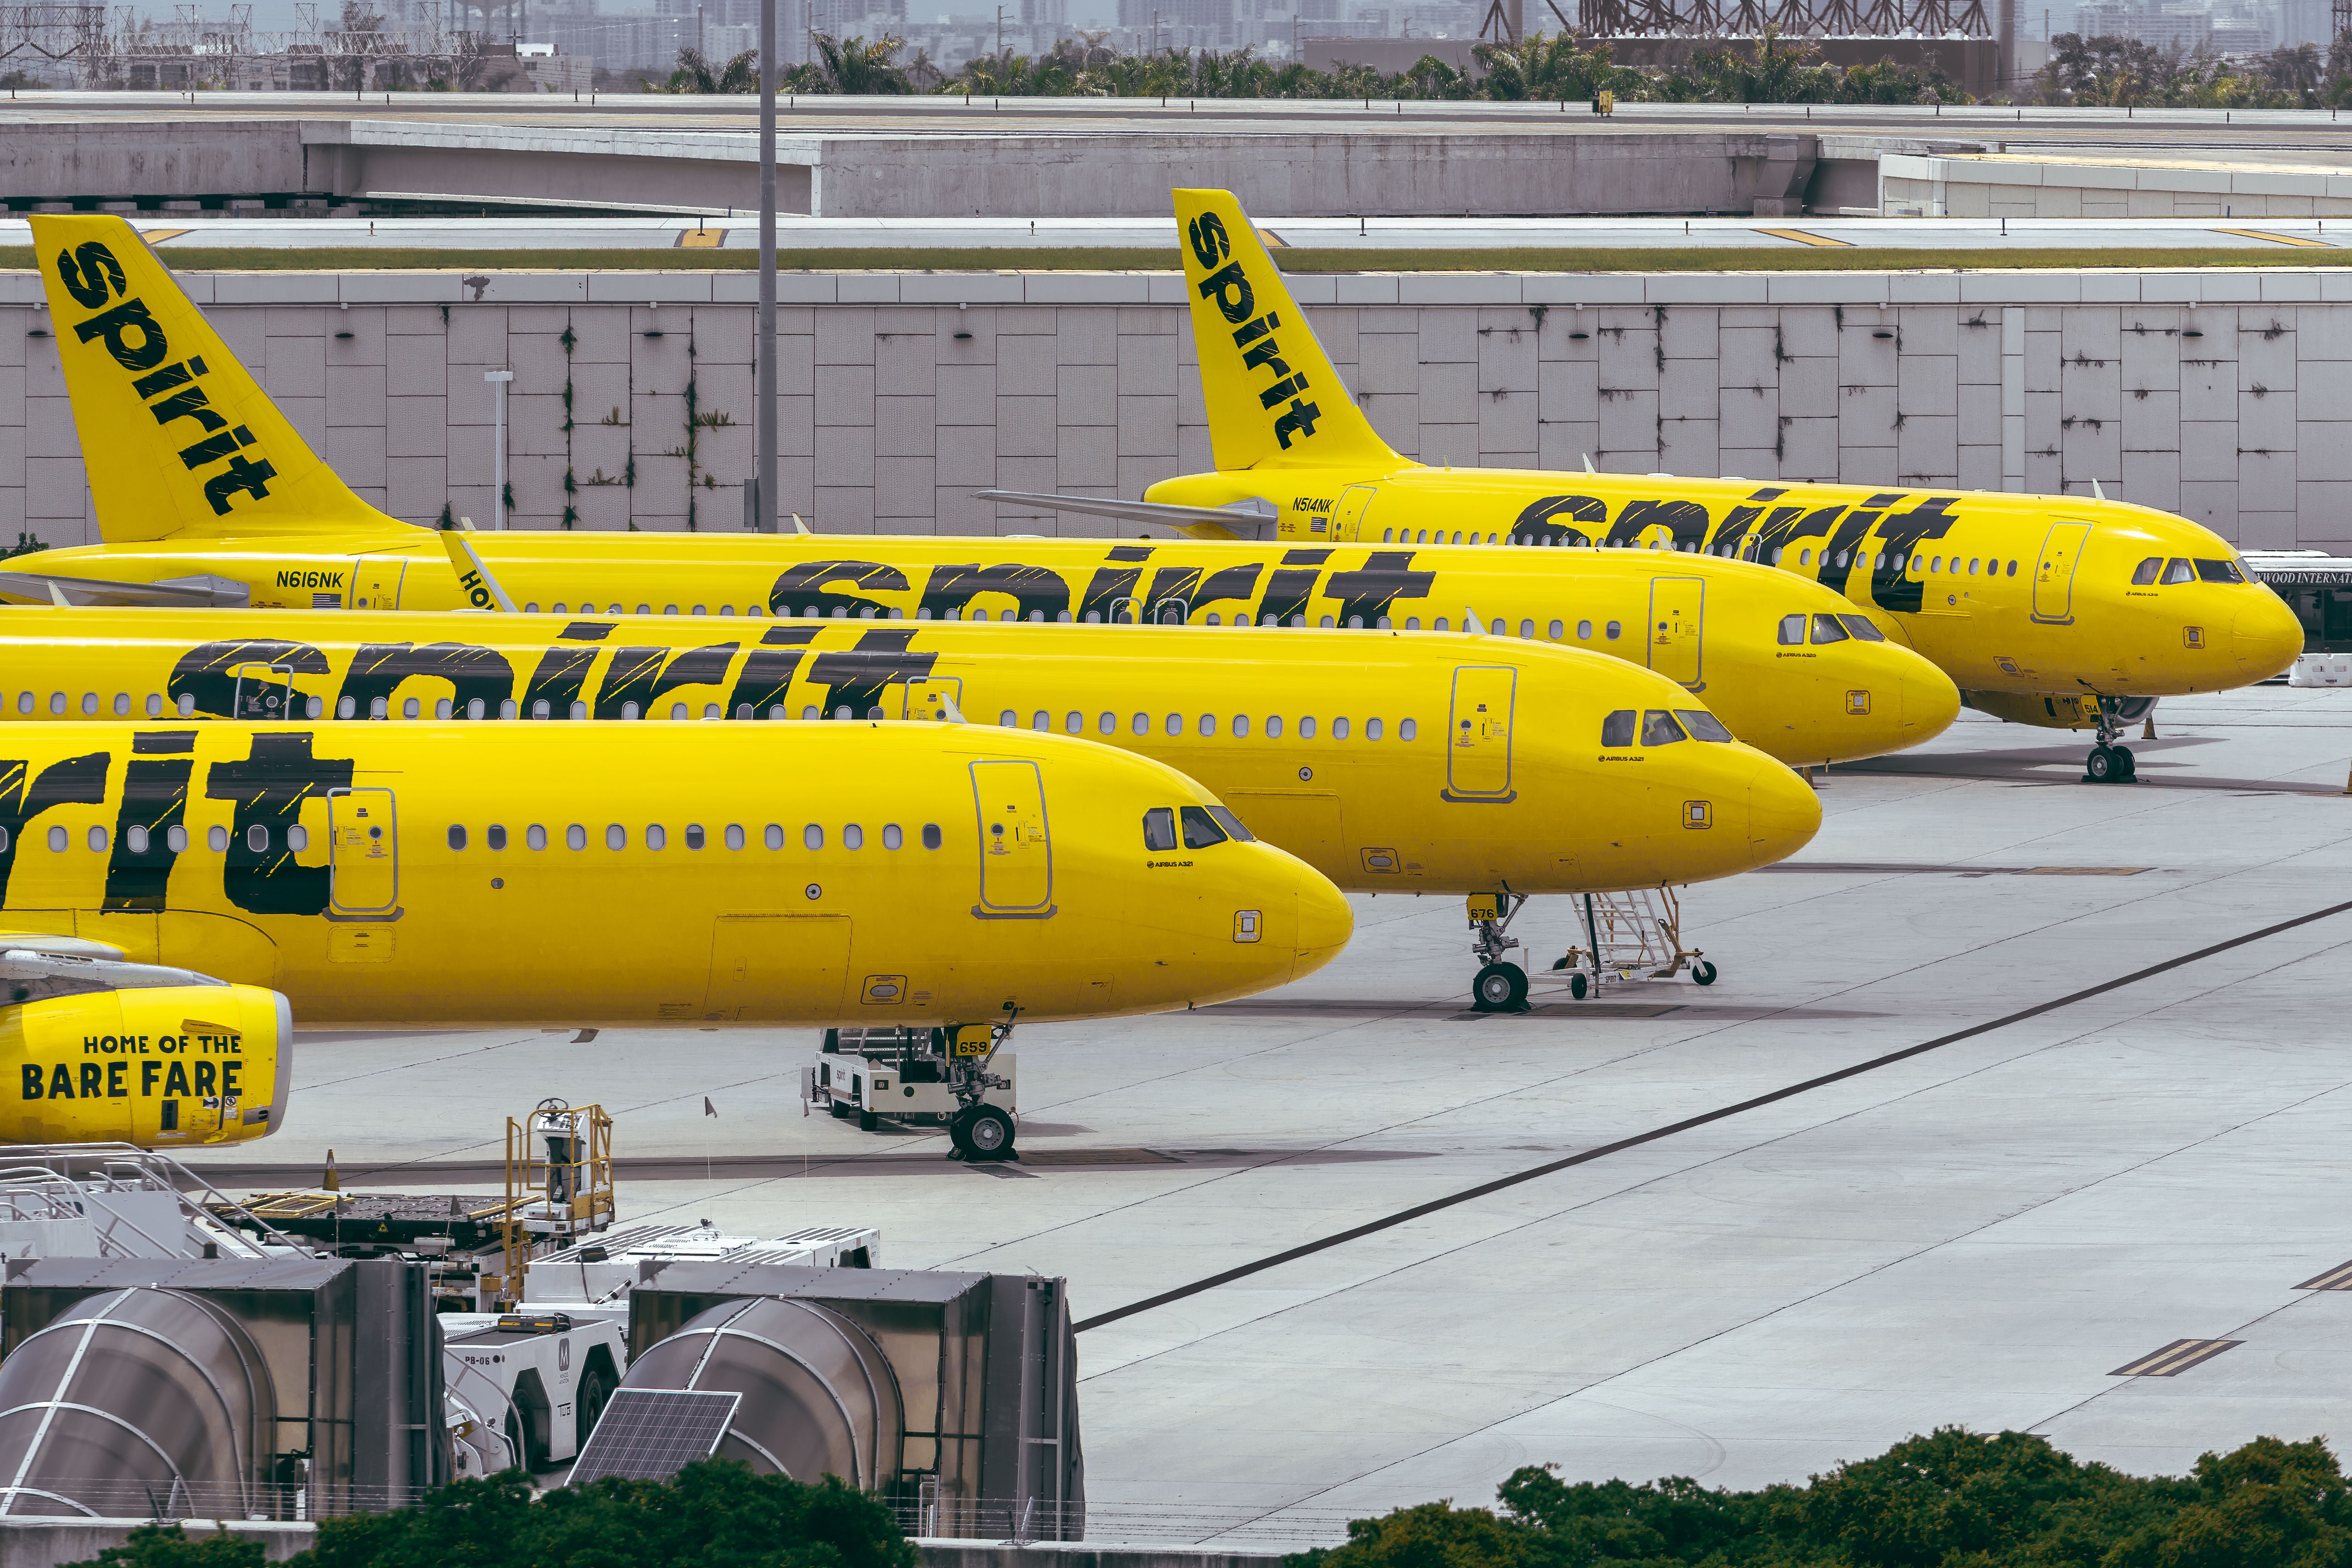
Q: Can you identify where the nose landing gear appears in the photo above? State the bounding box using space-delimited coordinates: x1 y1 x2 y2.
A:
2083 697 2149 784
1468 889 1531 1013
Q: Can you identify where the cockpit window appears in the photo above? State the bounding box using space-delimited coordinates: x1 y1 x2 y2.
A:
1179 806 1228 849
2161 558 2196 585
1777 614 1805 646
1810 614 1850 645
1207 805 1255 842
1837 615 1885 642
1601 709 1636 748
1641 710 1689 745
2133 557 2162 586
2196 558 2245 583
1143 807 1177 852
1676 709 1735 742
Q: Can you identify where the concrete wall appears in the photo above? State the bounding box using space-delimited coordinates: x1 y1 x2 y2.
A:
1881 151 2352 218
6 266 2350 552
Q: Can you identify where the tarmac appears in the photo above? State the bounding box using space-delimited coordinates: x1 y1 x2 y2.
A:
183 682 2352 1546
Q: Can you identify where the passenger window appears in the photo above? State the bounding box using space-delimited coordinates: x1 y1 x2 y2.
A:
47 693 62 715
208 826 227 852
622 702 641 721
79 693 95 716
566 824 586 850
1400 718 1417 740
127 825 150 854
1098 713 1116 735
371 697 389 719
2196 558 2245 583
1199 714 1217 736
1837 615 1886 642
726 824 746 849
1778 614 1805 645
1810 614 1851 644
1032 712 1050 731
1548 620 1564 640
87 825 106 851
1266 716 1284 737
1676 709 1736 742
1641 710 1690 745
1180 806 1229 849
1519 619 1534 639
1299 717 1317 738
2162 558 2196 585
766 824 785 850
646 824 668 850
844 825 863 849
527 825 548 850
1577 620 1593 640
289 825 309 852
1233 715 1250 737
166 826 187 853
1131 714 1149 735
2007 560 2018 576
1605 621 1621 640
111 693 127 716
999 710 1017 727
1601 709 1637 747
1367 718 1383 740
1065 712 1083 734
607 824 627 850
1333 717 1350 738
1143 807 1179 852
685 824 707 849
246 824 269 851
403 698 420 719
882 824 902 849
1165 714 1183 735
46 826 64 852
179 693 197 718
803 824 822 850
487 824 507 850
923 823 942 849
1208 805 1254 842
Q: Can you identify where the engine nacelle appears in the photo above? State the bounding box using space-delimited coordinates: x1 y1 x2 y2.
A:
2 985 291 1146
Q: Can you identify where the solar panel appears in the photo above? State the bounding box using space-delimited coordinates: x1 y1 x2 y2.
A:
567 1388 741 1485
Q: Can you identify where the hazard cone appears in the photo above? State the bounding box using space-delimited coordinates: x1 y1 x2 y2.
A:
322 1150 340 1193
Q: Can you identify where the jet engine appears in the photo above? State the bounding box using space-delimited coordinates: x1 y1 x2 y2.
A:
0 965 289 1146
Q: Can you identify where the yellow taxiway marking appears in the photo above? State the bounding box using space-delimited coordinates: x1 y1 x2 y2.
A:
1256 227 1288 248
2212 226 2333 247
1753 227 1851 248
675 228 726 248
137 228 192 243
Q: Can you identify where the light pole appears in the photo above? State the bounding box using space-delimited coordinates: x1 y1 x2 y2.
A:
755 0 777 533
484 369 514 531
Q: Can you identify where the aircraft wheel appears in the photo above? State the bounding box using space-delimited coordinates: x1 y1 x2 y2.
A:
1568 972 1589 1000
963 1104 1017 1161
1472 962 1529 1012
857 1109 878 1132
2085 745 2118 783
947 1108 976 1157
1691 960 1719 986
2112 745 2137 781
829 1100 850 1120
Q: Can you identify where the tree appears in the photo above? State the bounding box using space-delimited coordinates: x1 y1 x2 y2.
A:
651 45 759 92
59 1524 268 1568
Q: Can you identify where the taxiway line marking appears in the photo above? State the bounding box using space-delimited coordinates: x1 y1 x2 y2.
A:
1074 895 2352 1333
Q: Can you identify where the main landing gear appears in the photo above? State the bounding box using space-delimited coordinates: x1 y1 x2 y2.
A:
2083 697 2144 785
1468 889 1532 1013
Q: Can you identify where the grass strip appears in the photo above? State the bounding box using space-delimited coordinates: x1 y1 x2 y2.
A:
0 244 2338 273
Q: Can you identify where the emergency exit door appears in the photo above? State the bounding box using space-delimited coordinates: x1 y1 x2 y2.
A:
352 556 405 611
1648 577 1705 688
1444 665 1517 802
971 760 1054 917
327 787 400 919
2033 521 2090 623
230 662 298 720
1331 485 1377 542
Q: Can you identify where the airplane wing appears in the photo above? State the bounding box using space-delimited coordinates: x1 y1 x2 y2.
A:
0 570 251 608
0 934 227 995
971 489 1280 541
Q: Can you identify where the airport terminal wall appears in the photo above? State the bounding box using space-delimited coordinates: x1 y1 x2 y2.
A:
5 265 2349 550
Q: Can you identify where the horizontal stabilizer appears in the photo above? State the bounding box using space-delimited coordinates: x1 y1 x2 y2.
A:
973 489 1279 540
0 570 250 608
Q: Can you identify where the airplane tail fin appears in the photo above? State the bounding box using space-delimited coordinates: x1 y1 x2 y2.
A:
1173 188 1400 473
31 215 416 543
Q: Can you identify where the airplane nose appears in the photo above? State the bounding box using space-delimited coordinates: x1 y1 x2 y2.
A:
2234 594 2304 682
1290 875 1354 981
1899 656 1962 741
1746 762 1823 869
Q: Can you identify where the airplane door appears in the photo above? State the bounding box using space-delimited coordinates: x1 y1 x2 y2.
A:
1331 484 1377 542
231 662 297 721
1444 665 1517 802
903 678 963 721
1648 577 1705 687
352 556 405 610
972 760 1053 917
2033 521 2091 623
327 787 400 919
705 912 850 1020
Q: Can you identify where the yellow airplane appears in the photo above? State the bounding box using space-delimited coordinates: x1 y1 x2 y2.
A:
0 719 1348 1158
0 605 1821 1009
12 214 1956 779
983 188 2306 786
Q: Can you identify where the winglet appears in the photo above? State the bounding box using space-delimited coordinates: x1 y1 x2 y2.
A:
440 529 518 613
1464 608 1487 635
